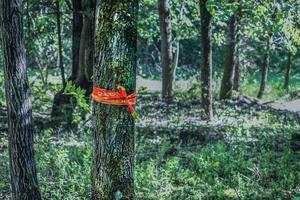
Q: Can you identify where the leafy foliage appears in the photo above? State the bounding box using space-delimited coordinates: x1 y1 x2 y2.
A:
64 81 89 113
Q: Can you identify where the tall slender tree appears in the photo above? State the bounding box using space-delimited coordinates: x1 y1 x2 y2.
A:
0 0 42 199
257 34 271 99
220 0 238 100
233 2 241 92
284 52 292 92
200 0 213 120
92 0 138 199
56 0 66 89
51 0 70 122
158 0 174 102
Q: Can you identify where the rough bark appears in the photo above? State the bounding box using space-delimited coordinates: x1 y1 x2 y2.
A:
0 0 42 199
284 52 292 92
257 37 271 99
70 0 83 81
220 5 237 99
92 0 138 199
200 0 213 121
158 0 173 102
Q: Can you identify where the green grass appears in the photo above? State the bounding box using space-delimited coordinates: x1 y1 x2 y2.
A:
0 69 300 199
240 71 300 101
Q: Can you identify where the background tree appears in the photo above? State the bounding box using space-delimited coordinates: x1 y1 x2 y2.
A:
51 0 95 123
280 0 300 92
158 0 174 101
233 1 241 91
56 0 66 89
220 0 239 99
257 32 272 99
200 0 213 120
74 0 95 91
51 0 72 122
92 0 138 199
70 0 83 81
0 0 42 199
284 52 292 92
138 0 199 80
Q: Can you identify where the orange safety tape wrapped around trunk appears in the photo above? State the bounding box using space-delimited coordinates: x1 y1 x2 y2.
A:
92 86 137 119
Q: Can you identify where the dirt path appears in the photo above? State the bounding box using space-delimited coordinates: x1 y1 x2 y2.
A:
271 99 300 112
34 76 300 113
137 76 190 91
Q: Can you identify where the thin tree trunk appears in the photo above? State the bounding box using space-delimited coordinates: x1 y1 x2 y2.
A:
70 0 83 81
284 52 292 92
0 0 42 199
158 0 173 102
92 0 138 199
220 5 237 99
200 0 213 121
233 1 241 91
56 0 66 89
172 40 180 86
257 38 271 99
51 0 71 123
233 49 240 91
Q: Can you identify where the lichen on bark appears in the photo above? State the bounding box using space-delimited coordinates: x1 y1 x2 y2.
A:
92 0 138 199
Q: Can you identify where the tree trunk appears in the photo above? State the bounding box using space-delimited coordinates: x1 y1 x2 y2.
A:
200 0 213 121
92 0 138 199
51 0 95 123
220 5 237 99
56 0 66 89
158 0 173 102
51 0 71 123
74 0 95 92
284 52 292 92
233 49 240 91
70 0 83 81
233 1 241 91
257 38 271 99
172 40 180 87
0 0 42 199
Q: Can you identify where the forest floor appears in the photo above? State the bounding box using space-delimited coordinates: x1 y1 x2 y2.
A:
0 77 300 199
137 76 300 112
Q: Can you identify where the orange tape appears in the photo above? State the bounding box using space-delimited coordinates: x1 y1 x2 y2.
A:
92 86 137 119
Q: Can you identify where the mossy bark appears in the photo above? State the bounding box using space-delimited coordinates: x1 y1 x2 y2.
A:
200 0 213 121
92 0 138 199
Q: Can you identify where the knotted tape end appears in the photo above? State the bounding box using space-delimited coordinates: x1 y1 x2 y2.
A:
131 111 138 120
